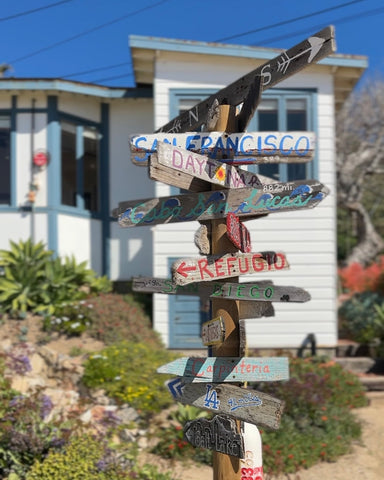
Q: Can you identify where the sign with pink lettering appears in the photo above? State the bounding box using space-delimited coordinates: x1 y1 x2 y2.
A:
172 251 289 286
157 356 289 383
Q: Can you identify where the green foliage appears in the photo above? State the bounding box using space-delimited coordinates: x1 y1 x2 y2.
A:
82 341 179 415
0 238 112 318
86 293 161 347
0 239 52 315
42 301 93 336
339 291 384 344
254 356 367 476
169 404 210 424
27 433 172 480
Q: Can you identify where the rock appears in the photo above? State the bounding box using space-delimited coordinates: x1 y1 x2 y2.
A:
115 405 140 424
11 374 46 393
30 352 48 375
38 345 58 367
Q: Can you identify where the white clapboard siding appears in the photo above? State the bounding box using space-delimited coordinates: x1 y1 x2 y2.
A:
152 51 337 349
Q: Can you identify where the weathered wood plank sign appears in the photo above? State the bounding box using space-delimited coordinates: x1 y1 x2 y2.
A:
201 316 226 346
157 356 289 382
184 415 244 458
210 280 311 303
166 380 284 430
155 26 335 134
226 212 251 253
194 224 210 254
113 179 329 228
132 131 316 166
241 423 264 479
239 301 275 320
172 251 289 286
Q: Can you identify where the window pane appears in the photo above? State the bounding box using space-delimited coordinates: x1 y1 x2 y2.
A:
61 122 77 207
287 99 307 180
83 128 99 211
0 116 10 204
258 99 279 180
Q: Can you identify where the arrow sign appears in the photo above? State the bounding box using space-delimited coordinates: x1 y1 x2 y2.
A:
184 415 245 458
172 251 289 286
157 356 289 383
113 179 329 228
131 131 316 166
165 377 185 398
155 26 335 134
210 280 311 303
166 381 284 430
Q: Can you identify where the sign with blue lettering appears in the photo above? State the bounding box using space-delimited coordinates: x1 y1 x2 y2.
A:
131 131 316 166
166 381 284 430
157 356 289 383
113 179 329 228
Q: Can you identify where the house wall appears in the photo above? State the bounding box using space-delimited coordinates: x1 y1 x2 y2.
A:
151 51 337 349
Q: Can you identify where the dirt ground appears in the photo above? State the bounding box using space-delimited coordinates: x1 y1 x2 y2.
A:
143 391 384 480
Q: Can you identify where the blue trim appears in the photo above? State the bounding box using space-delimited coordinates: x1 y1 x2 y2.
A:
10 96 17 207
76 126 84 210
47 96 60 254
129 34 368 69
100 103 110 277
0 79 152 99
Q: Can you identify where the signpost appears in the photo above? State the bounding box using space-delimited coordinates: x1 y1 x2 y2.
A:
157 356 289 383
155 26 335 133
171 251 289 285
165 380 284 430
184 415 245 458
114 24 336 480
113 179 329 228
132 131 316 166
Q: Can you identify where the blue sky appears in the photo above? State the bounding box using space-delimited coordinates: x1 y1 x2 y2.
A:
1 0 382 87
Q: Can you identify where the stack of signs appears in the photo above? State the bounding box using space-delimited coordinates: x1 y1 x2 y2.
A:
114 25 335 469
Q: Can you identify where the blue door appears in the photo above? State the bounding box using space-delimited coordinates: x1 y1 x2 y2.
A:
168 258 210 349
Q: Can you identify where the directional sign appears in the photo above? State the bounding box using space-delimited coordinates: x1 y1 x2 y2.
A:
131 131 316 166
241 423 264 478
157 356 289 383
165 377 185 398
201 316 226 346
194 224 210 254
155 26 335 133
210 280 311 303
113 180 329 228
226 213 251 253
239 301 274 320
184 415 244 458
150 142 264 191
172 251 289 286
166 381 284 430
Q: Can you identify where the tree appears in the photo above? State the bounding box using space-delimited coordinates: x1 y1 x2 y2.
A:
336 76 384 266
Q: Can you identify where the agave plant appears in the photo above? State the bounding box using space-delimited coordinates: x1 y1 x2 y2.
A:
0 239 52 315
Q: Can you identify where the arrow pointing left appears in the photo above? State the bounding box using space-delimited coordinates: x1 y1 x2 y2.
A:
165 377 185 399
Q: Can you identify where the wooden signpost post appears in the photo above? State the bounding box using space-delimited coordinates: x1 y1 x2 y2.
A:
115 24 336 480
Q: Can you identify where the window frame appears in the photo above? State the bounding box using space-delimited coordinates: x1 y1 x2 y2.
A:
169 87 318 181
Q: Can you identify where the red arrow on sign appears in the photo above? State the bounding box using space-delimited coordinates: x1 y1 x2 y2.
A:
176 262 197 278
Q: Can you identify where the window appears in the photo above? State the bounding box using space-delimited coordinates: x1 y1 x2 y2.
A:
0 116 11 204
61 122 100 211
169 88 316 183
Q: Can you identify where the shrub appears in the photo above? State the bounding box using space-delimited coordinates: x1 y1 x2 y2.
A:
0 239 112 317
339 291 384 344
252 356 367 476
339 257 384 294
27 433 172 480
42 301 94 336
85 293 161 347
82 341 179 415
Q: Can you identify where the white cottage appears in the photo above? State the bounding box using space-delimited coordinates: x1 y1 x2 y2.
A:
0 34 366 352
